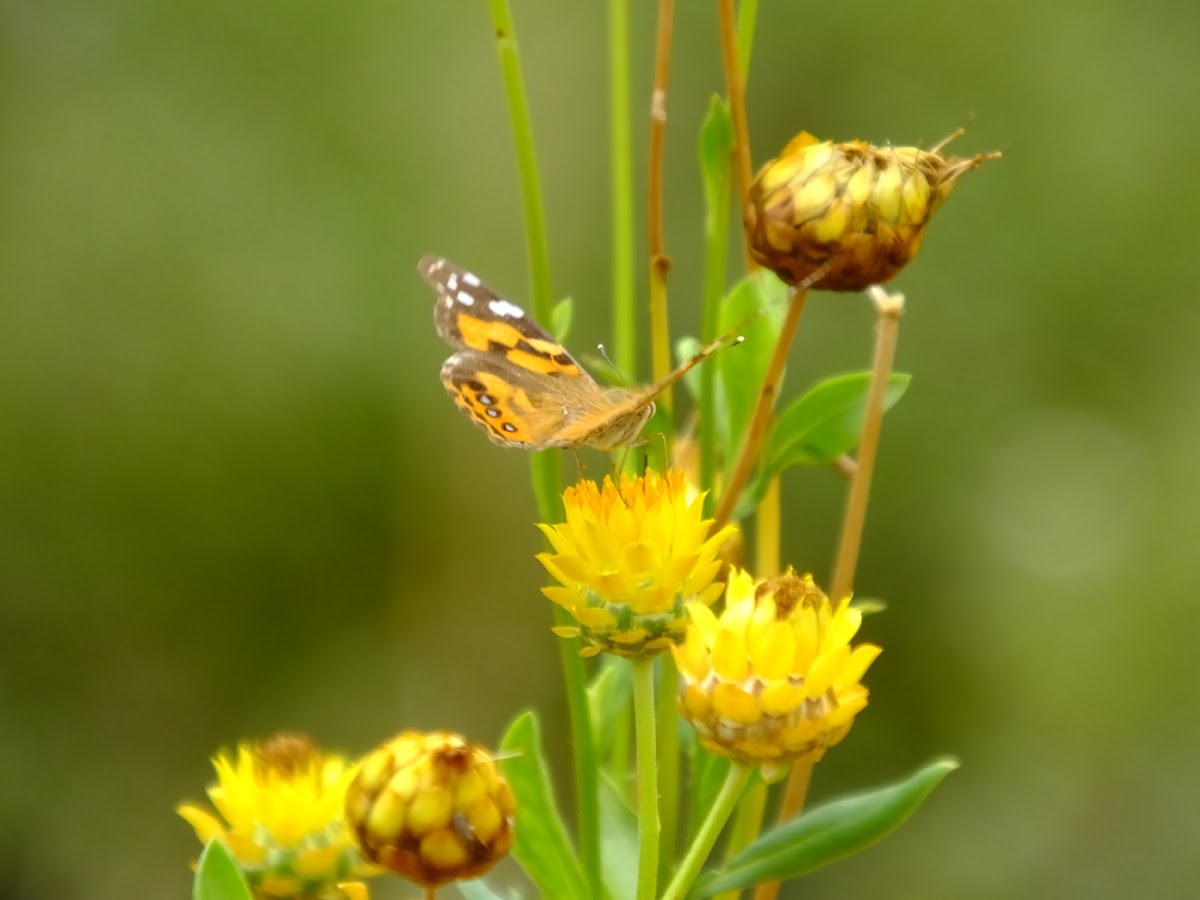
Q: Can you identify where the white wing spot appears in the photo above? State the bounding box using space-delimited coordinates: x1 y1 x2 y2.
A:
462 272 481 287
489 299 524 319
456 290 476 307
444 297 454 308
429 258 444 272
446 273 459 290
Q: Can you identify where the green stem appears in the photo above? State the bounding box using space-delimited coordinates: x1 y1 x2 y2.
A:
486 2 597 894
656 654 681 887
714 780 767 900
487 0 552 322
633 658 660 900
661 762 753 900
609 0 635 377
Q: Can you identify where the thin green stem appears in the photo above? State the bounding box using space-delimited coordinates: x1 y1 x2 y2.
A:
661 762 753 900
487 0 552 322
609 0 636 377
715 780 767 900
656 654 681 887
633 658 661 900
486 2 597 894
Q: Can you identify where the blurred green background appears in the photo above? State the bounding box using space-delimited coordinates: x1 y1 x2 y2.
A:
3 0 1198 897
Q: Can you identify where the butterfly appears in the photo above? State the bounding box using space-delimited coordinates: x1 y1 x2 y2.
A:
420 254 742 451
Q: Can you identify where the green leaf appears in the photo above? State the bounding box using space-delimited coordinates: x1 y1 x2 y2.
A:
552 296 574 341
193 840 252 900
850 597 888 616
675 336 704 401
582 353 626 388
686 740 733 843
699 96 734 227
718 270 790 466
695 757 959 894
598 773 639 900
456 879 513 900
588 655 632 762
499 711 589 899
764 372 911 475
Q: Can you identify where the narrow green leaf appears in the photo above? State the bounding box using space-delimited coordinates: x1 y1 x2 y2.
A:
456 879 513 899
552 296 574 341
588 655 632 762
764 372 911 474
850 597 888 616
583 353 626 388
719 271 789 472
675 336 704 401
598 773 639 900
499 711 589 899
193 840 252 900
699 96 734 189
686 741 733 843
695 757 959 894
697 95 734 505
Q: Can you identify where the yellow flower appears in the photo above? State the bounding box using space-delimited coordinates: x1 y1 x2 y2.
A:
344 731 515 889
745 130 1000 292
537 469 738 659
674 570 880 774
177 733 373 900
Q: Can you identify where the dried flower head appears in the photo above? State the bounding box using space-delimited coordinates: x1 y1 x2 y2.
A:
537 469 738 658
344 731 515 889
745 129 999 291
674 569 880 776
176 733 372 900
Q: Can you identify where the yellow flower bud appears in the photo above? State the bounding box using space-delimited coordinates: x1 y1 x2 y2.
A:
344 731 515 889
745 130 999 291
674 570 880 774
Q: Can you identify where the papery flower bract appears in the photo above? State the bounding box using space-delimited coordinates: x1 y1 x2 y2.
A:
674 569 881 775
344 731 515 889
177 733 373 900
745 130 1000 291
537 469 738 659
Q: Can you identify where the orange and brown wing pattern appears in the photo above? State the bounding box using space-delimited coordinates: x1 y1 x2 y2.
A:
420 255 594 384
439 350 571 449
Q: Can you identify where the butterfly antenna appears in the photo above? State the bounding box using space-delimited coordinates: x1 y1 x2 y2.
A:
595 343 630 386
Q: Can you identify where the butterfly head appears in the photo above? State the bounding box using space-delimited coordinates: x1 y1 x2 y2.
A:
580 390 656 451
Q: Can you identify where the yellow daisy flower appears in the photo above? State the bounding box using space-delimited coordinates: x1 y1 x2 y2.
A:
177 733 373 900
745 129 999 291
674 569 881 775
537 469 738 659
344 731 515 889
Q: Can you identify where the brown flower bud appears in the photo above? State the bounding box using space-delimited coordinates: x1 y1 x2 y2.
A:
745 130 999 291
344 731 515 889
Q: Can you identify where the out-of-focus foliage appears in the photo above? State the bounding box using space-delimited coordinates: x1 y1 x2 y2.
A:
1 2 1197 898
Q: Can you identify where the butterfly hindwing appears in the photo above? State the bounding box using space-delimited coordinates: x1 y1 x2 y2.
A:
440 350 571 449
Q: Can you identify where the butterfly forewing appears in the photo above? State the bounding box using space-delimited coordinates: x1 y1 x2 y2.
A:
420 255 592 382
